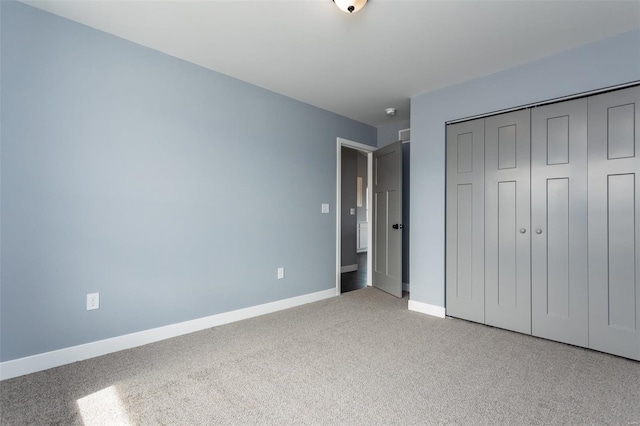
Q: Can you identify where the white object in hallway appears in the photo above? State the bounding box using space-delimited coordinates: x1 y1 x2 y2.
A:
357 222 368 251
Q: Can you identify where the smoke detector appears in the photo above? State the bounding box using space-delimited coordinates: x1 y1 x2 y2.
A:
385 108 397 117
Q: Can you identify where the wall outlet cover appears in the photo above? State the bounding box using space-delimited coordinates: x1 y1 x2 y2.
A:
321 203 330 214
87 293 100 310
277 267 285 279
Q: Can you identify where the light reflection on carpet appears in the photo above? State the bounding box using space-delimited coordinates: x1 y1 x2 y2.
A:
77 385 131 426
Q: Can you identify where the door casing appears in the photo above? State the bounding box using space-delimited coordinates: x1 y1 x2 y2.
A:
336 137 374 295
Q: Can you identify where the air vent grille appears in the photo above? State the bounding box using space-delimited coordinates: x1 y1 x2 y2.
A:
399 128 411 142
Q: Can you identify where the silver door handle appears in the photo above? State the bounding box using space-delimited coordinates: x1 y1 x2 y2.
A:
519 228 527 234
536 229 543 234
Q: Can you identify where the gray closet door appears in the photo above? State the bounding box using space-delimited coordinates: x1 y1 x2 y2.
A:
588 86 640 361
446 119 485 323
531 99 588 346
485 110 531 334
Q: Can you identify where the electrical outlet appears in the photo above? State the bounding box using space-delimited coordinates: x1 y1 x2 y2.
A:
321 203 330 214
87 293 100 311
277 267 285 280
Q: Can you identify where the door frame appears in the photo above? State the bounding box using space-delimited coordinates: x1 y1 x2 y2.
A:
336 137 374 295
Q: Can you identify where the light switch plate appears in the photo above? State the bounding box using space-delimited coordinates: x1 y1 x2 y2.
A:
277 267 285 279
350 208 356 215
321 203 330 214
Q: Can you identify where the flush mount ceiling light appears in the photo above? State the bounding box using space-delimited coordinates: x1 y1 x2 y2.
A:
333 0 367 13
385 108 397 117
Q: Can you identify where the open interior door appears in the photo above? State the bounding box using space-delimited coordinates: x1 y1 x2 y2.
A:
372 141 403 298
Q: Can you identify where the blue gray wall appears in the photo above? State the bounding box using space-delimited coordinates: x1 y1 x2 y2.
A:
0 2 376 362
377 119 410 148
410 29 640 309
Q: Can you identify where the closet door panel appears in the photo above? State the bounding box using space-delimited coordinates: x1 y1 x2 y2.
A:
485 110 531 334
446 119 485 323
531 99 588 347
588 86 640 361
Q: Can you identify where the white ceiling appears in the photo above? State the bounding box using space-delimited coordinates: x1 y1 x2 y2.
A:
24 0 640 127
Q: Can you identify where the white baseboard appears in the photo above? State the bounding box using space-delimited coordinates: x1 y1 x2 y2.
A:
408 299 446 318
0 288 336 381
340 264 358 273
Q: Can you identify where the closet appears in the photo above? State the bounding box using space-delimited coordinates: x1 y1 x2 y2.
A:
445 85 640 360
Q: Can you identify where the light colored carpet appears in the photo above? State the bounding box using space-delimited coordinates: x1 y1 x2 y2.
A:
1 287 639 425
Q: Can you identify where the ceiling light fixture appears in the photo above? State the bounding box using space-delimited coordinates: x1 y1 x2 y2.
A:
333 0 367 14
385 108 397 117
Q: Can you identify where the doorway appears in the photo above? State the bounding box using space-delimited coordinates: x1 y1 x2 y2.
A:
336 138 374 295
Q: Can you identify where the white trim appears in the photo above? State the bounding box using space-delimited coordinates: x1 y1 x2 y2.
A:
366 153 373 287
336 137 374 295
0 288 336 381
337 137 375 152
408 299 446 318
336 140 342 295
340 264 358 273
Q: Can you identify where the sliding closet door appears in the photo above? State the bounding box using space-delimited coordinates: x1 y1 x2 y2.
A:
588 86 640 361
446 119 485 323
531 99 588 346
485 110 531 334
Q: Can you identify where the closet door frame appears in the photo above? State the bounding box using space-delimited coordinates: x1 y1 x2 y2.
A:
444 83 639 360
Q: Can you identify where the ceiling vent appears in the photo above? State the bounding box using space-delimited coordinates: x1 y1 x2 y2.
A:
399 128 411 143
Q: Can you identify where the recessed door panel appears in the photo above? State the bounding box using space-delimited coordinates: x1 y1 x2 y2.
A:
531 98 588 347
607 103 635 159
606 174 636 331
446 119 485 323
456 184 473 300
386 189 401 280
546 116 570 165
546 178 570 318
485 110 531 335
588 86 640 361
457 133 474 173
498 125 517 169
373 191 387 275
497 181 517 308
